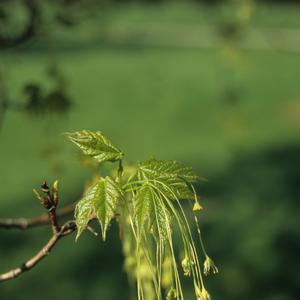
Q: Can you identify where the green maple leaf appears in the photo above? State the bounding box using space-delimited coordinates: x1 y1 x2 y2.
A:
137 158 199 200
75 176 123 241
66 130 124 164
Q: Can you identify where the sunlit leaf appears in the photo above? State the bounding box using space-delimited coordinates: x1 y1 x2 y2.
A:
138 158 199 200
138 158 199 182
135 184 153 228
66 130 124 164
94 177 123 240
135 184 170 240
75 188 96 241
75 176 123 241
149 193 171 241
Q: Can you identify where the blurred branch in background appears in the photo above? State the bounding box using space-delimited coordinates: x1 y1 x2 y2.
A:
0 64 72 132
0 0 95 131
218 0 255 107
0 0 101 49
0 0 38 49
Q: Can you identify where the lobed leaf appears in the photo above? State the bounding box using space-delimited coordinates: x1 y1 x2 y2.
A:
94 177 123 240
75 176 123 241
135 184 153 228
66 130 124 164
138 159 199 183
137 158 199 200
149 191 171 241
75 195 95 241
135 184 170 240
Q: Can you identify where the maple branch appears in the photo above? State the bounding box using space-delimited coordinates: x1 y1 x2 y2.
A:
0 220 76 282
0 181 79 282
0 203 75 230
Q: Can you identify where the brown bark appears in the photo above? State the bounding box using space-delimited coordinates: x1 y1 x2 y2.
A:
0 203 75 230
0 221 76 282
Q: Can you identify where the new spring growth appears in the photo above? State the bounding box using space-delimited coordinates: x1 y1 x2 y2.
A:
193 201 203 212
162 256 173 288
201 288 211 300
53 180 59 191
192 192 202 212
66 130 217 300
196 286 211 300
181 255 193 276
203 255 219 276
52 180 59 207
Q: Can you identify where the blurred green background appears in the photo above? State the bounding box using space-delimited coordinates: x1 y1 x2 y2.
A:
0 0 300 299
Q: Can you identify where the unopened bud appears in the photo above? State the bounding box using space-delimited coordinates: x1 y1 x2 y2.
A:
53 180 59 191
193 201 203 212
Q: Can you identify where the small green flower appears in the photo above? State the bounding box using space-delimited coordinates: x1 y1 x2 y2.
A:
193 201 203 212
201 287 211 300
181 256 192 276
196 286 211 300
203 255 219 276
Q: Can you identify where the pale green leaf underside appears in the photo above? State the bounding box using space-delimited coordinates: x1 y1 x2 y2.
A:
66 130 124 163
75 176 122 241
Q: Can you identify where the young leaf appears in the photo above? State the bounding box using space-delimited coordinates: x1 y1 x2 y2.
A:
137 159 199 200
94 177 123 240
135 184 170 240
75 190 96 241
66 130 124 164
75 176 123 241
149 192 171 241
135 184 153 228
138 159 199 183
